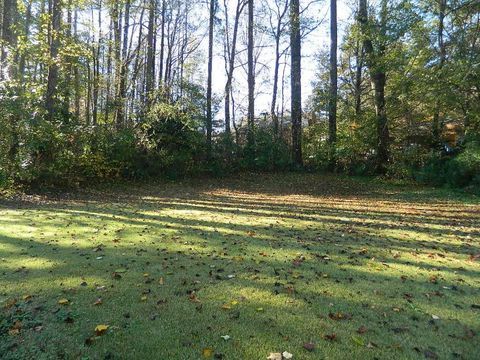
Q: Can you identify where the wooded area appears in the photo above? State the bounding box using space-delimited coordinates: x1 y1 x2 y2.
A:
0 0 479 188
1 2 480 358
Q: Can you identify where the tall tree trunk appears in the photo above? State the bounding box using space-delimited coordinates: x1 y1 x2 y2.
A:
131 2 146 112
432 0 446 144
45 0 62 122
112 1 123 128
2 0 18 167
19 0 32 83
290 0 303 167
64 0 73 116
224 0 245 136
328 0 337 170
206 0 215 158
354 39 363 119
158 0 165 87
86 58 92 125
74 9 81 121
271 0 289 139
247 0 255 156
145 0 156 109
105 17 113 123
94 1 103 125
358 0 389 173
1 0 17 80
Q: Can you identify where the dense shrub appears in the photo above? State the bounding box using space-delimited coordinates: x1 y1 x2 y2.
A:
444 141 480 188
303 121 377 175
253 128 291 171
415 141 480 189
141 103 205 178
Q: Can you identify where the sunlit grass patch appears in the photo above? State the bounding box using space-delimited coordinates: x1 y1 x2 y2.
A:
0 173 479 359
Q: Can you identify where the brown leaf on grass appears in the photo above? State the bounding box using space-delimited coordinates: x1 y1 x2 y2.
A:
358 248 368 255
424 350 438 359
5 298 17 309
357 325 367 334
468 254 480 262
292 255 305 267
303 342 315 351
94 298 103 306
8 321 22 336
189 291 200 303
323 333 337 341
329 312 352 320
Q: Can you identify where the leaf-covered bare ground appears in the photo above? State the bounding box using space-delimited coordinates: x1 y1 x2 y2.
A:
1 174 479 359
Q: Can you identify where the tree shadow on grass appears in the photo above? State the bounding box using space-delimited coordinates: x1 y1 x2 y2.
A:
0 174 479 359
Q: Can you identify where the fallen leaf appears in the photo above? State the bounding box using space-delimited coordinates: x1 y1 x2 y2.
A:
203 347 214 358
94 298 103 306
221 335 231 341
58 299 69 305
282 351 293 359
357 325 367 334
8 328 20 336
266 353 282 360
468 254 480 262
189 292 200 303
424 350 438 359
352 336 365 346
323 333 337 341
95 324 109 336
329 312 352 320
303 342 315 351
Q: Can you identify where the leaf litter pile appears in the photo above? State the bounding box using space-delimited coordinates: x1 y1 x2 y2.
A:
1 173 479 359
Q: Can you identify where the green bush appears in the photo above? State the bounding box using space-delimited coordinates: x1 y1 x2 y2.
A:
444 141 480 188
415 141 480 188
141 103 204 178
253 128 291 171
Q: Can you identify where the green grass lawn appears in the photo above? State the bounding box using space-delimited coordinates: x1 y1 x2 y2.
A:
1 173 479 360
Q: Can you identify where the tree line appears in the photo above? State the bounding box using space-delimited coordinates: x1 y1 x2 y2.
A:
0 0 479 188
